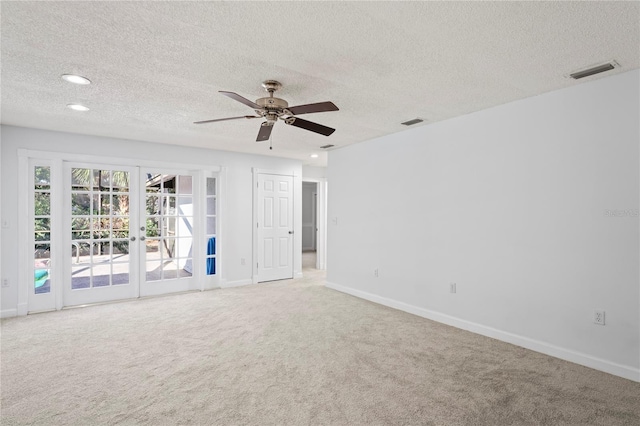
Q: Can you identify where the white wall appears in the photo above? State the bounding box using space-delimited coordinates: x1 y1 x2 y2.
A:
1 126 303 315
327 69 640 381
302 165 326 180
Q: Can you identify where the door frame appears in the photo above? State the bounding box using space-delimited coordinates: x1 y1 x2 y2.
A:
302 177 327 270
311 186 317 250
18 149 221 314
252 168 301 284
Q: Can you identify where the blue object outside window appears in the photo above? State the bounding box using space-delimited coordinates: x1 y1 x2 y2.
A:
206 237 216 275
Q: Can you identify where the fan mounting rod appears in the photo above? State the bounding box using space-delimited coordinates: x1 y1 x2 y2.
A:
261 80 282 94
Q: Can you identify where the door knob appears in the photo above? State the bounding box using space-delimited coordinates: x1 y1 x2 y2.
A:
140 236 146 241
288 231 294 234
130 236 136 241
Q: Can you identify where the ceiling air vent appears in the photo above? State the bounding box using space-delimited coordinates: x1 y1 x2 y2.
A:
401 118 423 126
320 144 334 149
569 61 618 80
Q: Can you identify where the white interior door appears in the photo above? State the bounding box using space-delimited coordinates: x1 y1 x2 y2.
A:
63 163 139 306
257 174 293 282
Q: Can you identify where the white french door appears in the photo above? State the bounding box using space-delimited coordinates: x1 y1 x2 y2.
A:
63 163 139 306
61 163 204 307
257 174 294 282
24 156 219 313
139 169 199 297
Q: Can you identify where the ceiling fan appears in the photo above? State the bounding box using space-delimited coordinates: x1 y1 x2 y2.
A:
194 80 339 142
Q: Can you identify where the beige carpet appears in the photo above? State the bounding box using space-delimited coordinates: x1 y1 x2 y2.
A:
2 262 639 425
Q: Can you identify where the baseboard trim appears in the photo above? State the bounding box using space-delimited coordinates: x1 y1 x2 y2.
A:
1 308 18 318
325 281 640 383
294 272 303 279
220 279 254 289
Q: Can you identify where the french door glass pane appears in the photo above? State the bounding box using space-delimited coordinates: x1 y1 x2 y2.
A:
72 265 90 289
71 168 90 189
178 175 192 194
206 178 216 196
112 241 129 258
72 194 90 214
34 243 51 294
35 192 51 215
112 266 129 285
35 166 51 190
206 217 216 234
146 261 161 281
206 198 216 215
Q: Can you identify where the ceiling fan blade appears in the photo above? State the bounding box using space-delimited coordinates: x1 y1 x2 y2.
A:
194 115 260 124
286 117 335 136
287 101 339 115
256 123 274 142
219 91 262 110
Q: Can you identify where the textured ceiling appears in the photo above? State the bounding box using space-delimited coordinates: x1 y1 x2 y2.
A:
1 1 639 166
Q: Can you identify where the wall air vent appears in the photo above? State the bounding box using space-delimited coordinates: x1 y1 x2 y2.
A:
569 61 618 80
401 118 423 126
320 144 335 149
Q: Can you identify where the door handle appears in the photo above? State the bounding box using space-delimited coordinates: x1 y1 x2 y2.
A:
130 236 136 241
288 231 294 234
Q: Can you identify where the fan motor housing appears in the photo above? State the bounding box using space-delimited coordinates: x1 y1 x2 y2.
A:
256 97 288 110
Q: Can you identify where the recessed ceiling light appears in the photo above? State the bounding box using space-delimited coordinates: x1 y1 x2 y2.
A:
310 154 319 158
61 74 91 85
67 103 90 112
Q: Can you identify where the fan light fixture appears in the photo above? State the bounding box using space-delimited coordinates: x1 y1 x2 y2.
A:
67 103 90 112
61 74 91 85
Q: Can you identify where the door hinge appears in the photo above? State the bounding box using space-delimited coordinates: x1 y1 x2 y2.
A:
257 263 259 269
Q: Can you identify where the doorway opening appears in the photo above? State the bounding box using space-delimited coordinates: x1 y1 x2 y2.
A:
301 178 327 273
302 181 317 271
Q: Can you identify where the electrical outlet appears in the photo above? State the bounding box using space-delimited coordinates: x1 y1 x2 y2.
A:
2 279 9 288
374 268 379 278
450 283 456 293
594 310 605 325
